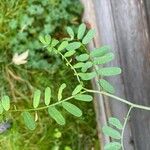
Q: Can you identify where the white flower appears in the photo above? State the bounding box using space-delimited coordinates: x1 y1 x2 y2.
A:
12 50 29 65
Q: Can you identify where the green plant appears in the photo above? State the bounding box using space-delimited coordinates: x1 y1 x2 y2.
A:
0 0 83 100
1 23 150 150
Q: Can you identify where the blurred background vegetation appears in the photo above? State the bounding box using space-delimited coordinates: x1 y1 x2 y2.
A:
0 0 99 149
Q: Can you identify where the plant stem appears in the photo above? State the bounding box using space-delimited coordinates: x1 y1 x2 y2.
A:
85 89 150 111
58 52 82 84
10 91 86 112
121 106 133 150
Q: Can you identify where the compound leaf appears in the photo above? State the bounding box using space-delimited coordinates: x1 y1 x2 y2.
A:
33 89 41 108
108 117 123 130
62 102 82 117
82 29 95 44
48 106 65 125
99 79 115 94
104 142 121 150
44 87 51 106
22 112 36 130
102 125 121 139
77 23 86 39
74 94 93 102
97 67 122 76
58 83 66 101
1 95 10 111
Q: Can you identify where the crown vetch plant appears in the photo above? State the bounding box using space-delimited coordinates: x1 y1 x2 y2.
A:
1 23 150 150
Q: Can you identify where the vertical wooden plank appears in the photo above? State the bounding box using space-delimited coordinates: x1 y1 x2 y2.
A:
92 0 134 149
109 0 150 149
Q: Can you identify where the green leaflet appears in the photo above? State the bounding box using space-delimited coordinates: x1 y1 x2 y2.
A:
58 41 68 51
81 61 93 72
93 53 114 65
62 102 82 117
44 87 51 106
64 50 76 57
58 83 66 101
97 67 122 76
74 94 93 102
104 142 121 150
73 62 84 69
99 79 115 94
72 84 83 95
39 35 47 45
102 125 121 139
90 46 110 58
77 23 86 39
48 106 65 125
66 27 74 39
0 102 3 114
76 54 89 62
45 35 51 45
82 29 95 44
108 117 123 130
66 42 81 51
51 39 59 47
33 89 41 108
1 95 10 111
78 72 96 80
22 112 36 130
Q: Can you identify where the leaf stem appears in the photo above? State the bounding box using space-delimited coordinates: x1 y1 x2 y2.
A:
85 89 150 111
121 106 133 150
10 91 86 112
58 52 82 84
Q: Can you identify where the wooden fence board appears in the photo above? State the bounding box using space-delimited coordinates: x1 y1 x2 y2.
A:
81 0 150 149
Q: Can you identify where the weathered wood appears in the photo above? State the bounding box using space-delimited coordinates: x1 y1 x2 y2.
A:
92 0 134 149
81 0 134 150
109 0 150 149
81 0 150 149
94 0 150 149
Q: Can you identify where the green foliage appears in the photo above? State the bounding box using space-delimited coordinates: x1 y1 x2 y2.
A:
103 117 123 150
77 23 86 39
74 94 93 102
102 125 121 139
33 89 41 108
44 87 51 106
104 142 121 150
1 95 10 111
99 79 115 94
82 29 95 44
58 83 66 101
22 112 36 130
108 117 123 130
72 84 83 95
62 102 82 117
48 106 66 125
